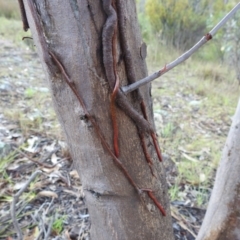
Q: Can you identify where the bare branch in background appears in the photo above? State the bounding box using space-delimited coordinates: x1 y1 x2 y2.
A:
121 3 240 94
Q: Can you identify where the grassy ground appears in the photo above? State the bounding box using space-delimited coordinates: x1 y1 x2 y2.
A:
147 38 239 207
0 0 21 20
0 6 240 239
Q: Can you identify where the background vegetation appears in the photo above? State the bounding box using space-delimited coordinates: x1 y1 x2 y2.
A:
0 0 20 19
135 0 240 207
139 0 240 76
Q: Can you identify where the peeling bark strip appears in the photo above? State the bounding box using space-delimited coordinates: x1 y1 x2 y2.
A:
116 0 163 162
102 0 119 157
110 76 120 157
102 0 117 91
101 0 165 214
101 1 153 134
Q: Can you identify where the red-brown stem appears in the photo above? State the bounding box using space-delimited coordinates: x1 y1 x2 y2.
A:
139 133 153 165
110 4 120 157
140 101 157 176
151 133 163 162
111 75 120 157
141 101 163 162
147 191 166 216
49 51 140 192
139 133 156 177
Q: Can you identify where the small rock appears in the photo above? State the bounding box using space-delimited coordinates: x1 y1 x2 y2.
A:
0 141 12 159
189 100 201 106
0 82 13 92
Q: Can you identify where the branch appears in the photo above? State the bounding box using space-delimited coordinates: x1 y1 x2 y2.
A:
121 3 240 95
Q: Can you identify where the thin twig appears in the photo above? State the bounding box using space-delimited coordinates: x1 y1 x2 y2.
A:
40 216 47 237
11 170 42 240
35 229 44 240
22 36 33 41
13 146 59 169
121 3 240 94
45 197 55 214
44 216 54 240
31 202 49 239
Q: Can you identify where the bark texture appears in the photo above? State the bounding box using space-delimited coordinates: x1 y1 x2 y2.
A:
197 99 240 240
23 0 174 239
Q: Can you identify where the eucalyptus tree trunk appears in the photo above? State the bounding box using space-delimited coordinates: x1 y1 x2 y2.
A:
197 99 240 240
22 0 174 239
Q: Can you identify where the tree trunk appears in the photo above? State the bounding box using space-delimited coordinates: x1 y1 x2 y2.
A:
23 0 174 239
197 99 240 240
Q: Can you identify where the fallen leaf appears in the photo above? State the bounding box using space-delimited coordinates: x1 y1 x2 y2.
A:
37 190 58 198
41 165 60 173
70 170 80 179
23 226 39 240
51 153 60 164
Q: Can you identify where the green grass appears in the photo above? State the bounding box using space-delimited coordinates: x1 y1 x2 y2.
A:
161 122 175 138
52 215 67 235
24 87 38 98
169 185 180 201
2 84 59 137
0 17 59 139
0 17 32 46
146 32 240 205
0 149 18 174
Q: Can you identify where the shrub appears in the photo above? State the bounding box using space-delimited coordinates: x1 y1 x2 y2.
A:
145 0 208 50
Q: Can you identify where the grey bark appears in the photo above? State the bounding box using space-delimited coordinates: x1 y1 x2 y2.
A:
197 99 240 240
23 0 174 239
